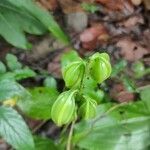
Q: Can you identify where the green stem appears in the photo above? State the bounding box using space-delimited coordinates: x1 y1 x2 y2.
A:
66 120 75 150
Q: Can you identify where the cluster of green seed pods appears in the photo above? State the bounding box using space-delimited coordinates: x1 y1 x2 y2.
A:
51 52 111 126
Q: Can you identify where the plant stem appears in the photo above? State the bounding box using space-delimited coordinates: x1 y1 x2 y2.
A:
66 120 75 150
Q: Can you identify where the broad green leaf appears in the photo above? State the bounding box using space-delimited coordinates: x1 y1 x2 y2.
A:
6 0 69 45
61 50 81 68
0 0 45 49
43 76 57 89
0 0 69 49
0 61 6 74
6 53 22 71
0 106 34 150
140 86 150 103
73 102 150 150
34 136 58 150
0 79 30 102
140 86 150 110
14 67 36 80
18 87 59 120
0 72 15 81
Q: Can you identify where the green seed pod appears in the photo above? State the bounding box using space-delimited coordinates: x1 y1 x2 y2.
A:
51 90 77 126
89 53 111 83
62 60 85 88
79 96 97 120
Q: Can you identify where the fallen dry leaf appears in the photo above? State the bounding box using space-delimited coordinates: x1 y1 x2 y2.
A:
47 48 69 78
130 0 142 6
110 83 135 103
96 0 134 12
0 139 9 150
30 37 54 60
116 38 148 61
120 15 144 28
143 29 150 51
80 24 109 50
57 0 82 14
36 0 58 10
48 60 61 78
29 37 66 61
57 0 94 13
96 0 124 10
143 0 150 10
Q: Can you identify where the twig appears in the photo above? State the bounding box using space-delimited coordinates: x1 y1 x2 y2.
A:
32 120 47 133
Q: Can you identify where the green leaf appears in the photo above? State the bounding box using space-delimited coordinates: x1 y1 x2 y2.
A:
0 0 69 49
0 72 15 81
18 87 59 120
34 136 58 150
43 76 57 89
73 102 150 150
122 76 136 92
81 2 99 13
83 89 104 104
132 61 145 78
139 86 150 110
82 76 104 103
82 76 97 90
0 61 6 74
0 0 46 49
111 60 127 77
140 86 150 102
6 53 22 71
61 50 81 68
14 67 36 80
6 0 69 45
0 106 34 150
0 79 30 102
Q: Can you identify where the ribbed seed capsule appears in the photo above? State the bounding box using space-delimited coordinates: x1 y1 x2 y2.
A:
89 53 111 83
79 96 97 120
51 90 77 126
62 60 85 88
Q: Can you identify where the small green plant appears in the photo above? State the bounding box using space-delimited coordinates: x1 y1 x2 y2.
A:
81 2 99 13
0 53 36 81
132 61 150 78
0 51 150 150
51 52 112 126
